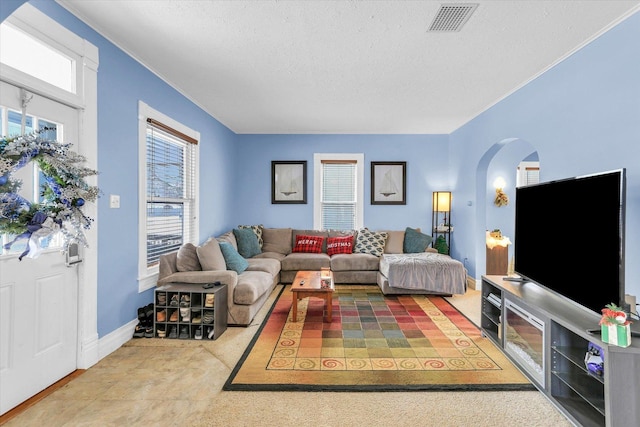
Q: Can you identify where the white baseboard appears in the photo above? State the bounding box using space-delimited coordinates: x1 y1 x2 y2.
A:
467 275 477 291
77 332 99 369
98 319 138 361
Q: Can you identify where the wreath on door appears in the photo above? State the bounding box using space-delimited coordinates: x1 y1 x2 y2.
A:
0 128 100 259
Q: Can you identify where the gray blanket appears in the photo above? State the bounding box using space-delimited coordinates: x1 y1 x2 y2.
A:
380 253 466 294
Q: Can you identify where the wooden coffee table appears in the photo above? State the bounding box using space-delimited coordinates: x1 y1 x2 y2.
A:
291 270 335 322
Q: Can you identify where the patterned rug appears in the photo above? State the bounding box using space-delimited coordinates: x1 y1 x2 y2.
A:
224 285 535 391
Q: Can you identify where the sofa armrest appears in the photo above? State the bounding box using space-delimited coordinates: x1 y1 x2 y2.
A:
157 269 238 287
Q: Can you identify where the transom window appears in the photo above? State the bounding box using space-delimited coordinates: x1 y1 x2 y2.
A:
0 22 76 94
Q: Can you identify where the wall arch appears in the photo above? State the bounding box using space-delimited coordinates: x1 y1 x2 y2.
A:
474 138 537 282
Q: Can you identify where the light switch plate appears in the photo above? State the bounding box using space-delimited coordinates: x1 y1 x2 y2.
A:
109 194 120 208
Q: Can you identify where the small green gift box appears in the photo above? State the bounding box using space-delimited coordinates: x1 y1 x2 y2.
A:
601 324 631 347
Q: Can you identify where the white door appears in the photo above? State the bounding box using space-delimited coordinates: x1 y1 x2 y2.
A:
0 81 80 415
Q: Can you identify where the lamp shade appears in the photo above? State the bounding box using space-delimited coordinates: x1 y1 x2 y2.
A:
433 191 451 212
493 177 506 189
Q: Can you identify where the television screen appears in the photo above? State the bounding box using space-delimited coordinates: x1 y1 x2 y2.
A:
514 169 625 316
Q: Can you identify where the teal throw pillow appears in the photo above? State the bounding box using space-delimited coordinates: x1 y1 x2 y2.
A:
403 227 433 253
233 228 261 258
219 241 249 274
238 224 264 248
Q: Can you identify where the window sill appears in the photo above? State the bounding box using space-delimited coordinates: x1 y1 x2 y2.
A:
138 273 158 293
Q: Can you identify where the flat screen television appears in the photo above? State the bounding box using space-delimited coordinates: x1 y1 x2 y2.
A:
513 169 626 316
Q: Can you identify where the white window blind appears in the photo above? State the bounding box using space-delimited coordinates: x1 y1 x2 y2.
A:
146 119 197 266
524 167 540 185
517 161 540 187
321 160 357 230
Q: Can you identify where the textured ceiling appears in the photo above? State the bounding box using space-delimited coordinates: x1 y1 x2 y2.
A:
56 1 640 134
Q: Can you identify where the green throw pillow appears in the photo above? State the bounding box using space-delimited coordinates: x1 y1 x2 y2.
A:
219 241 249 274
403 227 432 253
233 228 261 258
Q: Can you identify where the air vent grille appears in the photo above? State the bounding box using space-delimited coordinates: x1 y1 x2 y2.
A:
428 3 478 32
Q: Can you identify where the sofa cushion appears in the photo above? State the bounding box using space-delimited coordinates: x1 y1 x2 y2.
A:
354 228 388 257
403 227 432 253
326 235 353 255
233 228 262 258
196 237 226 271
217 230 238 250
246 257 281 276
330 252 380 271
261 227 292 254
280 253 331 271
238 224 264 248
382 230 405 254
253 251 287 262
292 234 324 253
233 270 275 305
219 241 249 274
176 243 201 272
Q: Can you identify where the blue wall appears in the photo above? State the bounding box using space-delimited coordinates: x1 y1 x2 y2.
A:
232 133 449 231
3 1 639 338
3 0 239 336
450 9 640 301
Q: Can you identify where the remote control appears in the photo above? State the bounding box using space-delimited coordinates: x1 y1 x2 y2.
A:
202 283 214 289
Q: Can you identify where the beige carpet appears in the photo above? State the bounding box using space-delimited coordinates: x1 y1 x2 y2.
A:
3 285 572 427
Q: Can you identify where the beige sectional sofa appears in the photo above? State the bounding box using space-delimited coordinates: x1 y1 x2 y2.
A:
157 226 440 326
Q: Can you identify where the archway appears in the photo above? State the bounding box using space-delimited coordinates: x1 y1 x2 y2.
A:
474 138 537 283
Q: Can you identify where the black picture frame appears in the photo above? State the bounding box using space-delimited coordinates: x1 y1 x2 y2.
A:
271 161 307 204
371 161 406 205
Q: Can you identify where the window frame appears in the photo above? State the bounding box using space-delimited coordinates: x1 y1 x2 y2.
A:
0 14 84 107
137 101 200 292
517 161 540 187
313 153 364 230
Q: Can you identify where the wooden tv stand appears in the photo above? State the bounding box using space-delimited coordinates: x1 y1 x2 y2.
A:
481 275 640 427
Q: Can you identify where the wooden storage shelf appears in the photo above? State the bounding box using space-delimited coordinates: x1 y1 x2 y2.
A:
154 282 227 340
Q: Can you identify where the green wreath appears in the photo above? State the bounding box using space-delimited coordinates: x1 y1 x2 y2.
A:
0 128 100 259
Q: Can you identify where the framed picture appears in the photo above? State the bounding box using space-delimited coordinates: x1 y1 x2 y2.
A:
371 161 406 205
271 161 307 204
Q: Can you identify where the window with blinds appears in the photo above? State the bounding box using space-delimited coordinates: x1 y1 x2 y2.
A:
145 118 197 267
523 167 540 185
517 161 540 187
320 160 357 230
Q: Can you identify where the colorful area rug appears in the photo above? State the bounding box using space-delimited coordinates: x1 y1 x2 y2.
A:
224 285 535 391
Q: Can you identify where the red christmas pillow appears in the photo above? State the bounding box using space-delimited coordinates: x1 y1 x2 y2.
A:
292 235 324 253
326 236 353 256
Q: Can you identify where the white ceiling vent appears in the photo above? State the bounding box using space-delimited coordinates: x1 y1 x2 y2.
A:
428 3 478 32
